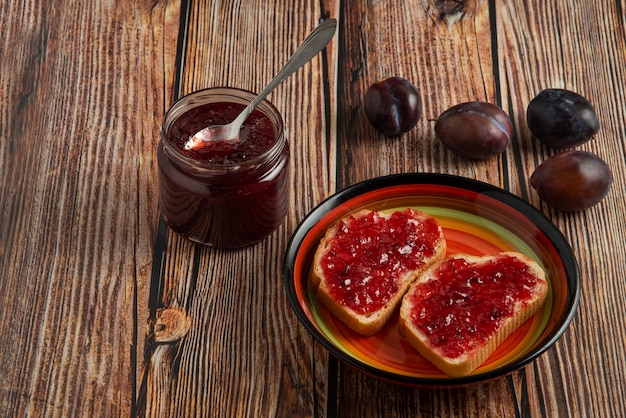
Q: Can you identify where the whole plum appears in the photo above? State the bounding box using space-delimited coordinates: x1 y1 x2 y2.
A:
530 150 612 211
435 101 513 159
364 77 422 136
527 88 599 148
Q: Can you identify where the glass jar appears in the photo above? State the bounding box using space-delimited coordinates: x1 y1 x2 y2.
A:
157 87 290 248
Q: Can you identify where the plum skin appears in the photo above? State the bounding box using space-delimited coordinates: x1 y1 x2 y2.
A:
530 150 612 211
364 77 422 136
526 88 599 148
435 101 513 159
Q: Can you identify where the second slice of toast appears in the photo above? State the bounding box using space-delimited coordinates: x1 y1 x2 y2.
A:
399 252 549 377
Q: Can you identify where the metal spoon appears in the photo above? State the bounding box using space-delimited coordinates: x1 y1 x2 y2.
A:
185 18 337 150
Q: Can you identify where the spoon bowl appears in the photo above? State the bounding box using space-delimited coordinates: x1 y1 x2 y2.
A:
185 18 337 150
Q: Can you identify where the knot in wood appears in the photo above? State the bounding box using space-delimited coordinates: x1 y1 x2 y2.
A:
434 0 466 16
153 307 192 343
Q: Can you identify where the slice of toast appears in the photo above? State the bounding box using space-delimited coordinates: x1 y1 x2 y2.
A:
399 252 549 377
310 208 446 336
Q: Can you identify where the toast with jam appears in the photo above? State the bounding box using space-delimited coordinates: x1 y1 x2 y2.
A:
399 252 549 377
310 208 446 336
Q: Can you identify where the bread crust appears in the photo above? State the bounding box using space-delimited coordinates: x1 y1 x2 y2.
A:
399 252 549 377
310 209 446 336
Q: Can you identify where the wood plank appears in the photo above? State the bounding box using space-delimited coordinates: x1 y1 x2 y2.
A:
498 1 626 416
331 0 519 413
138 1 339 416
0 1 180 415
335 0 507 188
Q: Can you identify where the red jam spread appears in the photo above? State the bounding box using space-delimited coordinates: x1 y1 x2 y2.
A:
407 255 541 359
168 102 277 164
320 209 441 315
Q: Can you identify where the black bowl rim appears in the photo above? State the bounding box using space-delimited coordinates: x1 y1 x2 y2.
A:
283 173 581 386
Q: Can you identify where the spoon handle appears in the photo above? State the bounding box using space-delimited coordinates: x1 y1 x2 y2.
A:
231 18 337 128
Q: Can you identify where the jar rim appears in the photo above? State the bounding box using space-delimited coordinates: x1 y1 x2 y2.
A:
160 87 286 173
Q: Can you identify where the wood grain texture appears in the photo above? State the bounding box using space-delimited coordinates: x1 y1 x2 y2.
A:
335 0 507 188
497 2 626 416
0 0 180 415
138 1 338 416
330 0 626 417
2 0 626 416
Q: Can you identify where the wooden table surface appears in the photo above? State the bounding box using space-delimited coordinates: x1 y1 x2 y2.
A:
2 0 625 416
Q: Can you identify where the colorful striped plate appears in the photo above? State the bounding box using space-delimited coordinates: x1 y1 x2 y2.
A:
283 173 580 385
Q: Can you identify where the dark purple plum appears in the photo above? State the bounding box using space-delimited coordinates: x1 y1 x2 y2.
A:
364 77 422 136
434 101 513 159
530 150 612 211
526 88 599 148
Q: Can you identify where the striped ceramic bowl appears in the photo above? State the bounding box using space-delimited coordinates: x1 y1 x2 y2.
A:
283 173 580 386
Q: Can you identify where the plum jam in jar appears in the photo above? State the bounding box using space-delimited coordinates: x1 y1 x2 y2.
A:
157 87 290 248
